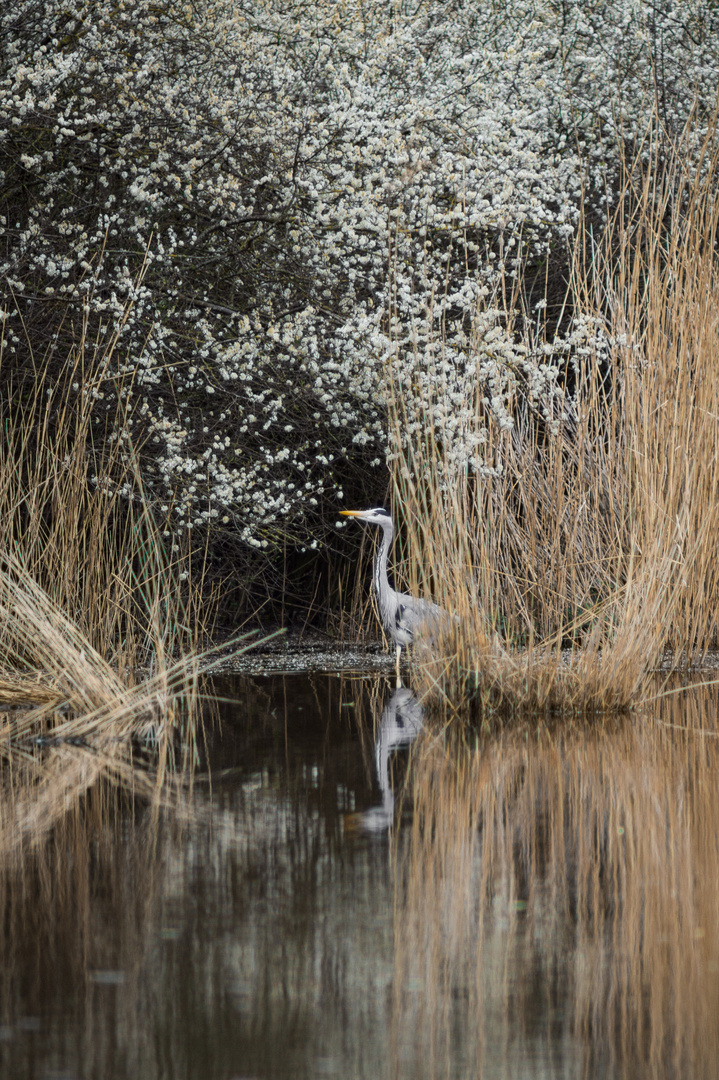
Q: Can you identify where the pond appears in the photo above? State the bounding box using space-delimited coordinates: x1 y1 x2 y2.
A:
1 670 719 1079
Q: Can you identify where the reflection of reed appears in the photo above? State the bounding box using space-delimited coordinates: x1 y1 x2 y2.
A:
0 769 192 1076
0 735 195 861
0 686 218 859
0 732 207 1075
392 688 719 1079
0 675 397 1078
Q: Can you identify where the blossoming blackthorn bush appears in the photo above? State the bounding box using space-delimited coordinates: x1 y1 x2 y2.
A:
1 0 717 605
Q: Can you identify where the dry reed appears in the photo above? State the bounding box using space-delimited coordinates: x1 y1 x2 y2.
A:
388 117 719 712
0 289 256 752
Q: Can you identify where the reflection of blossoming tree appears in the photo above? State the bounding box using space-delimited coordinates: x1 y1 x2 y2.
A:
2 0 716 568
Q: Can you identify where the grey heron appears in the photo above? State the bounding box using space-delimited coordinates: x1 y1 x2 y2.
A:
339 507 447 677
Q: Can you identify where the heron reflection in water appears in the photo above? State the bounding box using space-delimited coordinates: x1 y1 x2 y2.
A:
339 507 449 678
351 683 424 833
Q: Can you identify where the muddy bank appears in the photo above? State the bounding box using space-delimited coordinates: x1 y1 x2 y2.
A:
216 629 397 675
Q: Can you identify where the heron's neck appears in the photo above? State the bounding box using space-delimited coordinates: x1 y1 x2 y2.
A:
373 519 394 608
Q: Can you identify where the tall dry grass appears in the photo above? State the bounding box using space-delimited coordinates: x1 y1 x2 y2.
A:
0 310 199 672
388 120 719 711
0 293 253 750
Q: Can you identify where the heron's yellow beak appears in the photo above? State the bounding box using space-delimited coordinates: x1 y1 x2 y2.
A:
339 510 362 517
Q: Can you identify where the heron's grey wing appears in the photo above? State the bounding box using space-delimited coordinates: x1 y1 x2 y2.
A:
395 594 447 645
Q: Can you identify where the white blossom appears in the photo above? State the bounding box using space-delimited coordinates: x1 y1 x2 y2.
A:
2 0 716 548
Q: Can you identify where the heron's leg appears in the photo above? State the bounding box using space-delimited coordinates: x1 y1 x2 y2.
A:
395 643 402 684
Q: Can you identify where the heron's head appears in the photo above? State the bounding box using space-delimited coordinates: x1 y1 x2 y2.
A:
339 507 392 527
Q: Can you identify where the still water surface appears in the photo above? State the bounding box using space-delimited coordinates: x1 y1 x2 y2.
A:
1 672 719 1079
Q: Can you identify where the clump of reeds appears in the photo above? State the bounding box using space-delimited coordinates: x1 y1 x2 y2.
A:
387 117 719 713
0 291 240 752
